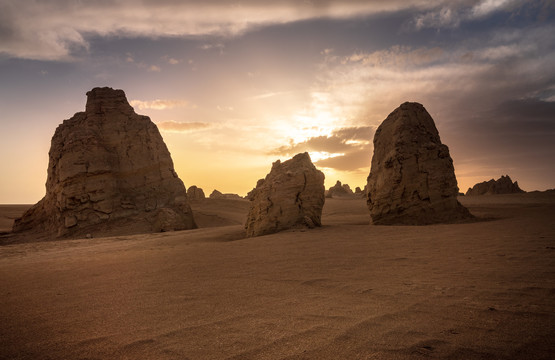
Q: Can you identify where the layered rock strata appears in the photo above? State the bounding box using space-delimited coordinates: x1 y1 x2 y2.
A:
366 102 472 225
245 152 325 237
13 87 196 239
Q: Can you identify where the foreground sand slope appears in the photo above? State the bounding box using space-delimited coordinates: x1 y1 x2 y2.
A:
1 194 554 359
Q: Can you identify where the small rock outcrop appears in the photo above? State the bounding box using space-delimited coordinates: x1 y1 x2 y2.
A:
326 181 355 198
187 186 206 201
13 87 196 239
466 175 525 196
366 102 472 225
245 152 325 237
209 190 243 200
209 190 224 199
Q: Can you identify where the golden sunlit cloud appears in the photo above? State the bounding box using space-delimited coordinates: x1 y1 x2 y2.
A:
155 121 211 133
130 99 194 110
308 151 344 163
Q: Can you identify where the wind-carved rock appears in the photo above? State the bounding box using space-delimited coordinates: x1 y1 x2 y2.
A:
209 190 243 200
187 186 206 201
245 152 325 237
466 175 525 195
326 180 355 198
13 87 196 239
366 102 472 225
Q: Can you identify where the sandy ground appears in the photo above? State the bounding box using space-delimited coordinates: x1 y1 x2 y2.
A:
1 194 554 359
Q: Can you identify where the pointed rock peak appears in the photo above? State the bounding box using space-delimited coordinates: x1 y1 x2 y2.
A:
85 87 133 114
400 101 424 109
292 152 311 162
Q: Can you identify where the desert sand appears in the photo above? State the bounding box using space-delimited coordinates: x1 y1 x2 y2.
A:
1 193 554 359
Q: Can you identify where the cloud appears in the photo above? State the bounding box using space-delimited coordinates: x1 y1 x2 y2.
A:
130 99 193 110
412 0 522 30
471 0 515 18
155 121 211 133
0 1 450 61
270 126 374 171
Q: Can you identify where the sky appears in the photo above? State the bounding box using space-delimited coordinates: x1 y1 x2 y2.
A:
0 0 554 203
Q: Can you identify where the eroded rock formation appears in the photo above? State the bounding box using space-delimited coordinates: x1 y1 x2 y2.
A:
366 102 472 225
326 180 355 198
209 190 243 200
245 152 325 237
466 175 525 195
13 87 196 239
187 186 206 201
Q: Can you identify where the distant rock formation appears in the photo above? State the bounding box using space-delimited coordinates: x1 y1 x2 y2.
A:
366 102 472 225
245 152 325 237
209 190 243 200
354 186 367 198
326 180 355 198
466 175 525 196
13 87 196 239
209 190 224 199
187 186 206 201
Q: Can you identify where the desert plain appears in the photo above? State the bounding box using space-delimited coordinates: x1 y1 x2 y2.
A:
1 193 554 359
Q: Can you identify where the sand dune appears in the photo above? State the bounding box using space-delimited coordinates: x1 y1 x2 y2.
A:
1 194 554 359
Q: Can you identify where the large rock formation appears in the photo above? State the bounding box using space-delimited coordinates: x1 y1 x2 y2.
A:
187 186 206 201
245 152 325 237
326 180 355 198
13 87 196 239
466 175 525 196
366 102 472 225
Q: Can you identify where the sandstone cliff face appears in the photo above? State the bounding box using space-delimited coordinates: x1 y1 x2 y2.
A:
466 175 525 196
13 87 196 239
245 152 325 237
366 102 472 225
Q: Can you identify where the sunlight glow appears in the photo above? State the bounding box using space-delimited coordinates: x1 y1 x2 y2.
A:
308 151 344 163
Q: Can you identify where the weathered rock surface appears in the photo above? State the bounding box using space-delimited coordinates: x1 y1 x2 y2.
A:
13 87 196 239
187 186 206 201
246 179 265 201
245 152 325 237
466 175 525 196
366 102 472 225
326 181 355 198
